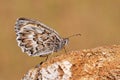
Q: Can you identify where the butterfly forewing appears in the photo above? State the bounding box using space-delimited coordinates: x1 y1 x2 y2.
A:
15 18 65 56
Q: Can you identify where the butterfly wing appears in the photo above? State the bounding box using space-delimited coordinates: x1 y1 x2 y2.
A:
15 18 63 56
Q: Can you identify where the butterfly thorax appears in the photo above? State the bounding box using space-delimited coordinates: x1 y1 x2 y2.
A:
53 38 69 52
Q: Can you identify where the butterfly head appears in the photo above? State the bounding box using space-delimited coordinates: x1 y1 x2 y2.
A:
63 38 69 46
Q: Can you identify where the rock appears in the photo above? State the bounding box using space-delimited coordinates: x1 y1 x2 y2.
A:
22 45 120 80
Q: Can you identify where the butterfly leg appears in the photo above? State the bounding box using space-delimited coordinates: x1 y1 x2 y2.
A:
35 55 49 68
35 61 44 68
63 47 67 53
44 55 49 62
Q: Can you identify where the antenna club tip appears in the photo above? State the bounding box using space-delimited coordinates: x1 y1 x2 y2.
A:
76 33 81 36
78 33 81 35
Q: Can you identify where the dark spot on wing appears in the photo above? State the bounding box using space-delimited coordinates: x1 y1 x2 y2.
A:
42 43 45 47
37 23 40 26
37 41 42 44
17 38 22 41
18 17 28 21
36 47 38 51
18 33 25 36
29 48 34 54
33 38 37 41
47 43 50 46
20 43 24 46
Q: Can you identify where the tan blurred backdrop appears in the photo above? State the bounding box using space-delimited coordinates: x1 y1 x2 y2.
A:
0 0 120 80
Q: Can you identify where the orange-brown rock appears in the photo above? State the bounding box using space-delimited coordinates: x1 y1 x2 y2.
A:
22 45 120 80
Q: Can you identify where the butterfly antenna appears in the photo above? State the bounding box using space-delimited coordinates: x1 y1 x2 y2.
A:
67 33 81 39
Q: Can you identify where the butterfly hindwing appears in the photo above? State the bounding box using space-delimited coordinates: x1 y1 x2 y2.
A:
15 18 63 56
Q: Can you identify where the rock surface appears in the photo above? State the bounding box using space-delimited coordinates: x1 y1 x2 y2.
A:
22 45 120 80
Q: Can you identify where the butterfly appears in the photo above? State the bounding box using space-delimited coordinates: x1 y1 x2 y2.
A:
15 17 81 57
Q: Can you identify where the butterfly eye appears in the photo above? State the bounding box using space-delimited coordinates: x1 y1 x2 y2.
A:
63 38 69 45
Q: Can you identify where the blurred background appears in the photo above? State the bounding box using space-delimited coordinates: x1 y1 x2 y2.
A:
0 0 120 80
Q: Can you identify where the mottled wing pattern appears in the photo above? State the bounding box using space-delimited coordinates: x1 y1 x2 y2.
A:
15 18 63 56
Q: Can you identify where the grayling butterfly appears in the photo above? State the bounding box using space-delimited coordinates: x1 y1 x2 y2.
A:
15 17 81 57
